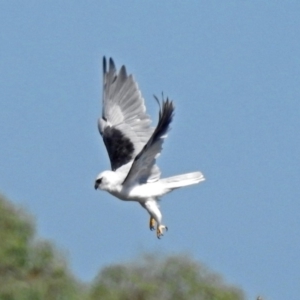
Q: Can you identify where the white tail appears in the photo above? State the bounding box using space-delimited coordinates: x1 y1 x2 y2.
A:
160 171 205 190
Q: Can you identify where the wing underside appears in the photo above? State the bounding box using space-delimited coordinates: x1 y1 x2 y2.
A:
123 97 174 185
99 57 154 171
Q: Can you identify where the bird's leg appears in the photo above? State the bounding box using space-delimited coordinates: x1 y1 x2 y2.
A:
141 199 167 238
149 217 155 231
156 225 168 239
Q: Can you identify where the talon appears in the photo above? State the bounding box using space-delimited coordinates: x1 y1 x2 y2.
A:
156 225 167 239
149 217 155 231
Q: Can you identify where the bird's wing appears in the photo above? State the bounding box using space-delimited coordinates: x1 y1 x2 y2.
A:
98 57 154 171
123 97 174 186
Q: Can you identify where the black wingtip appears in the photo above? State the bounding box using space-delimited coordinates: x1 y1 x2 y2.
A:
152 96 175 141
109 57 116 72
119 65 127 78
162 98 175 121
103 56 107 74
153 94 175 119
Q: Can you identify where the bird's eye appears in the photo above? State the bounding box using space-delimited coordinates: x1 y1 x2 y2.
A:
96 178 102 184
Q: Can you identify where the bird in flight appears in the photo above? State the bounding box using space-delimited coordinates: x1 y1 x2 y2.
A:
95 57 205 238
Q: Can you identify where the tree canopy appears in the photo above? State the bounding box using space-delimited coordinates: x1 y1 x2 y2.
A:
90 254 244 300
0 194 245 300
0 194 86 300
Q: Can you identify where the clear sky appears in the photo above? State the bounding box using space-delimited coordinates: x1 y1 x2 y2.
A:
1 2 299 299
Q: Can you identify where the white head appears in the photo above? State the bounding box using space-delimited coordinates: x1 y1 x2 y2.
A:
94 170 122 192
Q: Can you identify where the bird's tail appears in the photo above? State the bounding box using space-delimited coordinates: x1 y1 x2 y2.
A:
160 171 205 190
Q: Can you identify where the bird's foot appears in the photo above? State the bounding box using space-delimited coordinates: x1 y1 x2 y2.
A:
149 217 155 231
157 225 168 239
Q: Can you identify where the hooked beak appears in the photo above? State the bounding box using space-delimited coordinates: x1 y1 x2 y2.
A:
94 177 102 190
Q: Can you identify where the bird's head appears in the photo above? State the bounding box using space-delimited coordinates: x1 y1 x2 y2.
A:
94 171 108 190
94 175 103 190
94 170 120 191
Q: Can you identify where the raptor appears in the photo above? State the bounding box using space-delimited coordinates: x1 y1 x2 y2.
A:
95 57 205 238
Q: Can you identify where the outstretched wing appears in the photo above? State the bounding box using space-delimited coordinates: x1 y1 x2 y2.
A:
98 57 154 171
123 97 174 185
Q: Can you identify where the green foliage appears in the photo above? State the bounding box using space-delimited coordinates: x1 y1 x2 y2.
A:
90 254 245 300
0 196 34 278
0 194 245 300
0 195 86 300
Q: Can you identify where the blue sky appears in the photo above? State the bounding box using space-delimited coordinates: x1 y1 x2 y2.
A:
1 1 300 299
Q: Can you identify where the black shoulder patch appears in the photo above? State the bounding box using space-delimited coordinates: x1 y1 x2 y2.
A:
103 126 134 171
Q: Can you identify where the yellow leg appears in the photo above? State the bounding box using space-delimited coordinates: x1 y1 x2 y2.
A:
149 217 155 231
